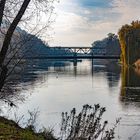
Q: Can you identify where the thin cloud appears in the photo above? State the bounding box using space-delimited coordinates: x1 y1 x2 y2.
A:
50 0 140 46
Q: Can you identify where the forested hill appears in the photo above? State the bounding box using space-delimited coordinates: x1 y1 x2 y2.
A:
20 32 50 58
0 22 72 58
0 23 51 58
91 33 121 56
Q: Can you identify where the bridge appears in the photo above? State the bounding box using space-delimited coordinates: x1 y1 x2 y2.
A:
27 47 120 59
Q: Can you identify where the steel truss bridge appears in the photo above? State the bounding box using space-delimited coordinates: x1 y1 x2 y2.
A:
28 47 120 59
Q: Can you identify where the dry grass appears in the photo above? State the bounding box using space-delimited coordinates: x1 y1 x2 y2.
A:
0 116 56 140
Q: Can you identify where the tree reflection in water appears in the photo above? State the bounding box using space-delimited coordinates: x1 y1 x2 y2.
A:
120 66 140 103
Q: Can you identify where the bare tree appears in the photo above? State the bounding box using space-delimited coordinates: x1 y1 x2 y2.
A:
0 0 56 92
0 0 6 27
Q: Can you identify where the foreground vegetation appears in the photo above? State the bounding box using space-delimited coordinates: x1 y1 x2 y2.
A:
60 104 120 140
0 117 56 140
0 104 120 140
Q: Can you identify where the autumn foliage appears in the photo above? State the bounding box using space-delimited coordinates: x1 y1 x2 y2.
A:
118 20 140 66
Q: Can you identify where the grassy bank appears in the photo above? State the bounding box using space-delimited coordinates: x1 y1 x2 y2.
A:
0 117 56 140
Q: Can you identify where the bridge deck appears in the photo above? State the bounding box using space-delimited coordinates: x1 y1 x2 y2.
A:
25 47 120 59
26 55 120 59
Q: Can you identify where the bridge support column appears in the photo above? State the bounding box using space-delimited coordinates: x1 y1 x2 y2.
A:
73 48 77 58
73 59 77 67
91 58 93 77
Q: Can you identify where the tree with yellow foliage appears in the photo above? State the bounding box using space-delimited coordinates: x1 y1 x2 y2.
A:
118 20 140 66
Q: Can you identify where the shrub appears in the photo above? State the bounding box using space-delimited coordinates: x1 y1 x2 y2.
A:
60 104 121 140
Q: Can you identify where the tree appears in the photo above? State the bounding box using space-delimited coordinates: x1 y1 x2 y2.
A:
118 20 140 66
0 0 55 92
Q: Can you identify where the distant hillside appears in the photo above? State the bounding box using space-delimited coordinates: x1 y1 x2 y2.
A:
22 33 71 58
20 32 50 58
0 23 50 59
0 24 70 59
92 33 121 56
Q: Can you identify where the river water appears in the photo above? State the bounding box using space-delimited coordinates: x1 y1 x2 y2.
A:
1 59 140 140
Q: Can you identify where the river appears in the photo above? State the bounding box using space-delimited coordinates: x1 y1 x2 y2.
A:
1 59 140 140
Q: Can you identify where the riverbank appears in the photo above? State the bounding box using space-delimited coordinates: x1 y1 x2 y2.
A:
0 116 56 140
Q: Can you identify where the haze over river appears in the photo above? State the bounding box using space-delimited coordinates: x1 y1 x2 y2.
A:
1 59 140 140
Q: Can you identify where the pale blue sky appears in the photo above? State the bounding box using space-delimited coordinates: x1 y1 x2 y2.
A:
50 0 140 46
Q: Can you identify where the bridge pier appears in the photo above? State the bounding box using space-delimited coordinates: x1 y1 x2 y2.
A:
91 58 94 77
73 48 77 58
73 59 77 67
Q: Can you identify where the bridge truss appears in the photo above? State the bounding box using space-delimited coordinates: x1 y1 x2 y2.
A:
27 47 120 59
49 46 107 56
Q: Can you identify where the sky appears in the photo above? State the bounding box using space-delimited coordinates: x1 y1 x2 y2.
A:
50 0 140 46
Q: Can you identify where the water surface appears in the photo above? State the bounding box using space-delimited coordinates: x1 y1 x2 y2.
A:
1 59 140 140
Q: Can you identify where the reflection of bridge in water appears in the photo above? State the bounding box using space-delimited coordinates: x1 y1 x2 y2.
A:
28 47 120 59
